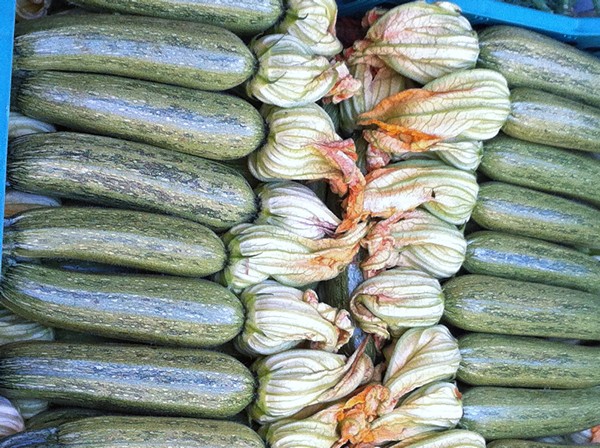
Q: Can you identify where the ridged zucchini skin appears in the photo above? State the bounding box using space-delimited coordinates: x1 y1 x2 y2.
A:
16 71 265 161
26 408 109 430
7 132 257 231
0 342 255 418
0 263 244 347
3 416 264 447
502 88 600 153
477 26 600 108
472 182 600 250
480 134 600 207
68 0 283 35
14 14 256 91
464 231 600 294
460 386 600 440
3 206 226 277
443 275 600 340
488 441 588 448
458 333 600 389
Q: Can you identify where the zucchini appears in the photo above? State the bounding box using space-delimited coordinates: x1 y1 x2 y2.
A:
458 333 600 389
26 408 110 430
460 386 600 440
0 263 244 348
472 182 600 250
7 132 257 231
478 26 600 108
67 0 283 35
3 415 264 447
464 231 600 294
14 14 256 91
502 88 600 153
0 341 255 418
488 441 590 448
16 71 265 161
443 275 600 340
3 206 227 277
480 134 600 207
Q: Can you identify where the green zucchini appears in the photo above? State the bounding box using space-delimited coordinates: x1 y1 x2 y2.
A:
16 71 265 161
472 182 600 249
67 0 283 35
460 386 600 440
458 333 600 389
3 206 226 277
0 263 244 347
14 14 255 91
7 132 257 231
443 275 600 340
464 231 600 294
480 134 600 207
26 408 110 430
502 88 600 153
488 441 590 448
3 415 264 447
0 341 255 418
478 26 600 108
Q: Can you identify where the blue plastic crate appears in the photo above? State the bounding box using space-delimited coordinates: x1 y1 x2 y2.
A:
337 0 600 49
1 0 16 269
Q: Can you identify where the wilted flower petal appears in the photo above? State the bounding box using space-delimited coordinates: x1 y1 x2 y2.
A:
383 326 461 408
361 209 466 279
224 222 368 293
255 181 340 240
389 429 486 448
0 397 24 437
9 112 55 140
0 307 54 345
361 159 478 225
355 1 479 84
236 280 353 356
247 34 358 108
349 268 444 340
250 346 374 423
275 0 342 57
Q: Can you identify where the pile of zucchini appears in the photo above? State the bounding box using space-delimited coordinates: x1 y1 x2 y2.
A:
448 25 600 444
2 0 600 447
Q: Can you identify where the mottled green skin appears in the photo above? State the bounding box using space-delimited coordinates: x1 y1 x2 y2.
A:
67 0 283 35
503 88 600 153
460 386 600 440
0 342 255 418
7 132 257 230
478 26 600 108
26 408 111 430
481 134 600 207
6 416 264 447
4 206 227 277
472 182 600 249
16 72 265 161
14 14 256 91
443 275 600 340
458 333 600 388
0 263 244 347
488 441 590 448
464 231 600 293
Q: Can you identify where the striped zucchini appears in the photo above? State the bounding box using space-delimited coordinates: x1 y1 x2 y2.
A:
26 408 110 430
478 26 600 108
0 263 244 347
7 132 257 231
460 386 600 440
488 441 589 448
67 0 283 35
443 275 600 340
464 231 600 294
4 207 226 277
14 14 256 91
502 88 600 153
0 342 255 418
458 333 600 389
472 182 600 249
3 416 264 447
480 134 600 207
16 71 265 161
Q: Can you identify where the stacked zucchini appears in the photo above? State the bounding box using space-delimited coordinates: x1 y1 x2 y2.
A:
448 26 600 444
2 1 285 446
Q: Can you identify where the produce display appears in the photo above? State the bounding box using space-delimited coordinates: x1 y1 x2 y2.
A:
1 0 599 446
